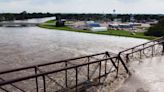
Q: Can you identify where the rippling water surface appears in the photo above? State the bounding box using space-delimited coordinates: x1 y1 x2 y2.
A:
0 18 148 70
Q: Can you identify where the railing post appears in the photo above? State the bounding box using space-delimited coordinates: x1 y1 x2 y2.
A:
105 51 110 57
132 48 134 57
104 57 107 75
65 61 68 88
99 61 102 83
87 57 90 80
42 75 46 92
152 46 154 56
140 50 142 59
126 54 129 63
116 58 119 77
75 67 78 92
105 52 110 75
35 66 39 92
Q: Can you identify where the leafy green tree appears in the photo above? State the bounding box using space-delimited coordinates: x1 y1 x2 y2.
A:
56 20 65 27
145 18 164 37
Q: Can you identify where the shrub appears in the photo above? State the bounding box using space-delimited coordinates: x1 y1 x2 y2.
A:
55 20 65 27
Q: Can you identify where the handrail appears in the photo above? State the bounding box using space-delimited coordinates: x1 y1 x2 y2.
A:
119 37 163 54
1 37 162 75
0 52 107 75
0 56 117 86
127 41 164 55
0 36 163 91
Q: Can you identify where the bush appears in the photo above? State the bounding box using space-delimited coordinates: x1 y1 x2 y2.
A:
145 18 164 37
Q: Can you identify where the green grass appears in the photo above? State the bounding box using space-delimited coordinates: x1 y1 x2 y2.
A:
38 23 157 40
94 30 156 40
45 20 56 23
38 24 91 32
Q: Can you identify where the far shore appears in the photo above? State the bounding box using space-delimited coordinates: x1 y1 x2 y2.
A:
38 20 157 40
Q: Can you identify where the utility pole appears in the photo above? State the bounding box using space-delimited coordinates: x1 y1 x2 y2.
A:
130 14 135 32
112 9 117 22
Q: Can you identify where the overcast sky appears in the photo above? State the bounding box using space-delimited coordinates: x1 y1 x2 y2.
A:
0 0 164 14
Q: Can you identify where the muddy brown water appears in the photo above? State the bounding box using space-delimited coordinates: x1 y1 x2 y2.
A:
0 26 148 71
117 56 164 92
0 18 149 91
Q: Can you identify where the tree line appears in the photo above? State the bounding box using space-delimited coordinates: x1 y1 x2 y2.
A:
55 13 163 22
0 11 163 22
145 17 164 37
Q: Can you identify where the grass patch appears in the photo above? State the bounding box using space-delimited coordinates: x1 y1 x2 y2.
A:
45 20 56 23
94 30 156 40
38 23 157 40
38 24 91 32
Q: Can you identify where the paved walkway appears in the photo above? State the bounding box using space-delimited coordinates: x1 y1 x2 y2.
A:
117 55 164 92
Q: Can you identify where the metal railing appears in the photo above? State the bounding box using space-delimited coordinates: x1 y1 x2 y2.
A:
119 37 164 63
0 52 129 92
0 37 164 92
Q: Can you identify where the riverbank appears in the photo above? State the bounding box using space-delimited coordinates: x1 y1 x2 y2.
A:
38 22 157 40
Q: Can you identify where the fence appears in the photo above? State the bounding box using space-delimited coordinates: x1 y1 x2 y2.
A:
0 37 164 92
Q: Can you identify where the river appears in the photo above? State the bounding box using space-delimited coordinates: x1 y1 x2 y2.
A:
0 17 148 71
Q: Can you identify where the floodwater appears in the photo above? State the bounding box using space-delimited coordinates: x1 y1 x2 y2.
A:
0 18 148 71
1 17 55 23
117 56 164 92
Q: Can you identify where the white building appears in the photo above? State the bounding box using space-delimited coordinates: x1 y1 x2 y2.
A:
90 27 108 32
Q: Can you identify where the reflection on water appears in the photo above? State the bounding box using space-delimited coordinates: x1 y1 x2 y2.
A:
0 18 148 71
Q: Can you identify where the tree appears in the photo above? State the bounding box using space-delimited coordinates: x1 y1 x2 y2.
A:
56 20 65 27
144 18 164 37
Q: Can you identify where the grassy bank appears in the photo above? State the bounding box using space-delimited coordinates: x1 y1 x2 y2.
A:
39 23 157 40
45 20 56 23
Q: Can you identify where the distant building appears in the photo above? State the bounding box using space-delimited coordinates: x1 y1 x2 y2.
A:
119 24 133 29
108 24 119 29
109 23 133 30
90 27 108 32
114 18 122 22
86 21 95 24
71 21 108 32
86 22 107 32
129 23 142 26
87 23 101 27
